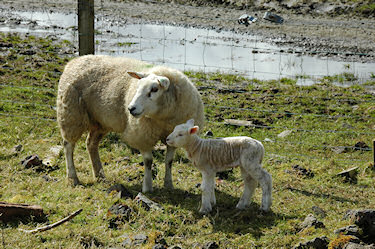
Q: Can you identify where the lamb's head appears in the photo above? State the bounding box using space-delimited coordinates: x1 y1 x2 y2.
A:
127 72 170 118
166 119 199 148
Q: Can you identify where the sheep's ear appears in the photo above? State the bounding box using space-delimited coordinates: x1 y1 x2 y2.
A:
157 77 170 89
128 72 148 79
186 119 194 126
189 126 199 135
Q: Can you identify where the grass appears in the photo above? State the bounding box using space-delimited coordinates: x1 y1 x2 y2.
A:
117 42 138 47
0 33 374 248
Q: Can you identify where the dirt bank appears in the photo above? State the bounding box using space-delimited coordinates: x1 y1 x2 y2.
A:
1 0 375 62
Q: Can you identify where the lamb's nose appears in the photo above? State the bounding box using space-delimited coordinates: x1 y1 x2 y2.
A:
128 106 136 115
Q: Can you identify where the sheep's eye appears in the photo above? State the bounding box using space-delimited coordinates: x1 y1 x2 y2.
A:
148 87 158 98
151 87 158 93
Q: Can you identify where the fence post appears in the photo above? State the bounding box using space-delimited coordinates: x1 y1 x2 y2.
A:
373 139 375 166
78 0 95 55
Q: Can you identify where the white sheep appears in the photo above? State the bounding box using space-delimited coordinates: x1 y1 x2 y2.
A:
166 119 272 214
56 55 204 192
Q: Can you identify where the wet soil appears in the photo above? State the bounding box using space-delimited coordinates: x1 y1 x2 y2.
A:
1 0 375 62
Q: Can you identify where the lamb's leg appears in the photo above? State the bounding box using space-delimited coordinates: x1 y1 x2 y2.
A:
246 165 272 212
236 167 257 209
210 184 216 206
164 145 176 189
64 140 80 186
86 129 106 181
199 171 214 214
141 151 153 193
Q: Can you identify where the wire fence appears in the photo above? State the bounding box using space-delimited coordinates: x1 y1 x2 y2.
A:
1 0 374 165
3 0 375 83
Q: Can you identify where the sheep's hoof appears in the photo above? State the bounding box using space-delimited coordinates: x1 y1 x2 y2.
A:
163 181 174 190
68 177 80 186
142 185 153 193
260 206 270 213
236 203 249 210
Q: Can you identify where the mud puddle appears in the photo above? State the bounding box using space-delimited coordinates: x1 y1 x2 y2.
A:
1 9 374 85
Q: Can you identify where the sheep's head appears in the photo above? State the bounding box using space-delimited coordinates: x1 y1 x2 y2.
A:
127 72 170 118
166 119 199 148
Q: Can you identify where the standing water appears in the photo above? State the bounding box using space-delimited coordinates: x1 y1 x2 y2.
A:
1 10 374 85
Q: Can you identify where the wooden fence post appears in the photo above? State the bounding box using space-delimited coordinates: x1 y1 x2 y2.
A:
78 0 95 55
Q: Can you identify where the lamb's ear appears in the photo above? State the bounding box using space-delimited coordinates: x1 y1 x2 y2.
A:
189 126 199 135
157 76 170 89
127 72 148 79
186 119 194 126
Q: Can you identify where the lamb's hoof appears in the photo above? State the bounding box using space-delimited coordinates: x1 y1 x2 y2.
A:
236 200 249 210
96 176 109 184
199 206 212 215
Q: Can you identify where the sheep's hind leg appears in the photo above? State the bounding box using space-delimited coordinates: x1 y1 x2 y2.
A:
64 140 80 186
164 145 176 189
246 165 272 212
86 129 106 181
236 167 257 210
142 151 153 193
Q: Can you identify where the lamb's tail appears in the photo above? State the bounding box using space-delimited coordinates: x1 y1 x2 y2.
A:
258 140 265 165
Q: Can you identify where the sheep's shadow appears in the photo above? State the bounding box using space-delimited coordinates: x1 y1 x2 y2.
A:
122 182 295 238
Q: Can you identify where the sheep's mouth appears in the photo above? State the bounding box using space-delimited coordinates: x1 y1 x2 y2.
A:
130 112 142 118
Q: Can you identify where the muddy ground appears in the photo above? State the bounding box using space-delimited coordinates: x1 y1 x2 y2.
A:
1 0 375 62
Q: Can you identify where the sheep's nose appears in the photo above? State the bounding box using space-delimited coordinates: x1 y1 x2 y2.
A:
128 106 136 115
166 137 172 145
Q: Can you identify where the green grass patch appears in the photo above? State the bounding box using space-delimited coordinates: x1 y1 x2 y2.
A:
355 3 375 15
117 42 138 47
0 33 374 248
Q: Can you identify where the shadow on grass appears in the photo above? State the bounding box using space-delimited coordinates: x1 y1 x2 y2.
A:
120 182 296 238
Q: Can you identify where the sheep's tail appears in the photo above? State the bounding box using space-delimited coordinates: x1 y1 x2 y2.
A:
258 140 265 165
57 84 89 142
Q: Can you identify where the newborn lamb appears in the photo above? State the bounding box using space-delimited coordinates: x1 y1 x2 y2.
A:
166 119 272 214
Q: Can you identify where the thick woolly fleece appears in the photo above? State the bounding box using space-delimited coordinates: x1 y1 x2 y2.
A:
57 55 204 191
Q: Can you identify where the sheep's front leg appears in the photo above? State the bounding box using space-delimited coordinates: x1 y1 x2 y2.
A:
64 140 80 186
141 151 153 193
164 145 176 189
199 171 215 214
